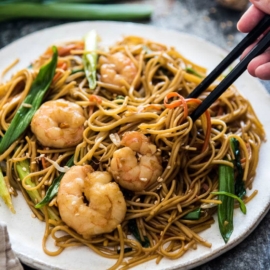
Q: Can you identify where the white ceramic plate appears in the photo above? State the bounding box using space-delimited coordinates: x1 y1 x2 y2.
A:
0 21 270 270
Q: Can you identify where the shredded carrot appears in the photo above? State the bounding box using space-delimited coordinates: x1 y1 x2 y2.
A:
44 47 53 56
240 158 246 164
52 73 62 84
57 42 84 57
89 95 102 115
52 62 67 84
164 92 188 119
89 95 102 104
217 106 224 116
41 156 48 169
56 62 67 69
44 42 84 57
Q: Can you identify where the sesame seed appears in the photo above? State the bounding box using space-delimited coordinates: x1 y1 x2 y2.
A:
220 22 226 29
227 34 234 41
22 103 32 108
226 20 233 27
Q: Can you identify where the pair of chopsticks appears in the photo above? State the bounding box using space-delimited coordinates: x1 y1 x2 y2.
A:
188 15 270 121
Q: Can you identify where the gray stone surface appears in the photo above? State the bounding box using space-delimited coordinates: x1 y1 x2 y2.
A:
0 1 269 270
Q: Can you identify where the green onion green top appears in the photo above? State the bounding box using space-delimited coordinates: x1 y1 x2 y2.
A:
35 155 74 208
83 29 98 90
0 47 58 154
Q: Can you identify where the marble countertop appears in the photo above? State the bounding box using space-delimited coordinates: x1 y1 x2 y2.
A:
0 1 269 270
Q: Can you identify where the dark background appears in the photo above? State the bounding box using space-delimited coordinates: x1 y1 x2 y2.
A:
0 1 270 269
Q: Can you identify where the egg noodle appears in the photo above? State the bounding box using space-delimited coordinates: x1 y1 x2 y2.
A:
0 34 265 269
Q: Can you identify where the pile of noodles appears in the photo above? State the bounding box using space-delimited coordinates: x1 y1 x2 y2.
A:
0 35 265 269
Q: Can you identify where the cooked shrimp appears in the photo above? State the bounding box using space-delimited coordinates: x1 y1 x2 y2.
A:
57 165 126 238
99 52 138 87
110 131 163 191
31 99 86 148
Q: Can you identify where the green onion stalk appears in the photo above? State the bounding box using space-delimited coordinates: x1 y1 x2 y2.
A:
0 46 58 154
213 162 246 243
83 29 98 90
0 167 15 213
16 159 59 220
35 156 74 208
0 2 153 22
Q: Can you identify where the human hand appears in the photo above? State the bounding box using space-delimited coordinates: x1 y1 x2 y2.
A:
237 0 270 80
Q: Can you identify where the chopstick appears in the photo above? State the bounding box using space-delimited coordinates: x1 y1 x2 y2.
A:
189 15 270 121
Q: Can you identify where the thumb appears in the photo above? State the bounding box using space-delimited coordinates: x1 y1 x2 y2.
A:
250 0 270 14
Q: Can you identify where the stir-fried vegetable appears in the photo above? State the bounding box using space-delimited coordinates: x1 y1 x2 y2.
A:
35 156 74 208
211 191 246 214
185 67 204 78
16 159 59 220
215 163 235 243
128 219 150 247
83 30 98 90
0 47 58 154
0 167 15 213
211 138 248 243
230 138 246 199
16 159 42 204
0 2 153 22
182 208 201 220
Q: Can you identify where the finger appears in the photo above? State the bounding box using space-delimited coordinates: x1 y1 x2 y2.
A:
250 0 270 15
247 48 270 77
237 5 265 33
255 62 270 79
